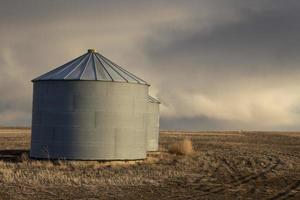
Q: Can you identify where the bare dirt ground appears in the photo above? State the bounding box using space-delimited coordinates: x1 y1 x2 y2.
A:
0 128 299 200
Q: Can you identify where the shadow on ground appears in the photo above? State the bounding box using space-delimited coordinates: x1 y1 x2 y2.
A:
0 149 29 162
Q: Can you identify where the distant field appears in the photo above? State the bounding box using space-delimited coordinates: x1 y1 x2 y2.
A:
0 128 299 199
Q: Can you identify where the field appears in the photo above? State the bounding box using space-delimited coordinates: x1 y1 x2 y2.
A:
0 128 299 199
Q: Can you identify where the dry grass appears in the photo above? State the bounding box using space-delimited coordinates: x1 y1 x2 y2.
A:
0 129 299 199
168 138 194 155
161 130 241 136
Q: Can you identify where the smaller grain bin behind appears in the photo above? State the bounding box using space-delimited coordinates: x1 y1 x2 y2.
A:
147 96 160 151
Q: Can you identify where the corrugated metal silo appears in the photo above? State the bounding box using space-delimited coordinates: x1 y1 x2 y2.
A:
146 96 160 151
30 49 149 160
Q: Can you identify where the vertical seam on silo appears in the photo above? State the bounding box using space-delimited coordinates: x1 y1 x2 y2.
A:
79 54 92 79
35 87 39 115
52 127 55 146
131 94 134 116
94 112 97 128
94 54 114 81
39 111 42 125
45 83 49 95
114 129 117 158
97 54 128 82
133 96 135 115
72 94 75 112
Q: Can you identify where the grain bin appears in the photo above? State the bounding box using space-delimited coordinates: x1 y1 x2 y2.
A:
146 96 160 151
30 49 149 160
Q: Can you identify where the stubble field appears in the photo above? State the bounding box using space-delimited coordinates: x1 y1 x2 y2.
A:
0 128 299 199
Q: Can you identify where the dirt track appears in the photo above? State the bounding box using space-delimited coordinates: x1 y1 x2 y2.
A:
0 129 299 199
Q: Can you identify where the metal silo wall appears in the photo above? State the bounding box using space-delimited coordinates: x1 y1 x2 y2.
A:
146 101 160 151
30 81 149 160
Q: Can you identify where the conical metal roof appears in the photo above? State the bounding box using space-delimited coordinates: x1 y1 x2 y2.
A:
32 49 149 85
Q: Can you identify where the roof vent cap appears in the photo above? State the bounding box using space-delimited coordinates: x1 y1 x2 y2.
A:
87 49 97 53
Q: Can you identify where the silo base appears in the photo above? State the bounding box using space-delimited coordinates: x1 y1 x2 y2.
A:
29 145 147 161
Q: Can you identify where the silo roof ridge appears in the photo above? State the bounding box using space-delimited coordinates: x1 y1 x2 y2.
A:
32 50 149 85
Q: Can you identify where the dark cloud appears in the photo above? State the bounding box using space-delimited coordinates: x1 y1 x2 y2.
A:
0 0 300 130
145 1 300 73
161 116 300 131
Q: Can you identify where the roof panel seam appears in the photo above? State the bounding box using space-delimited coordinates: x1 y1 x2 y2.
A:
97 53 128 82
79 54 92 79
65 54 89 79
92 54 98 80
34 53 87 80
97 54 137 81
94 54 113 81
98 54 147 84
49 54 86 79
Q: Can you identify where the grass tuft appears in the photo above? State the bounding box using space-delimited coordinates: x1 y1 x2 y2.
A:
168 138 194 155
20 152 29 162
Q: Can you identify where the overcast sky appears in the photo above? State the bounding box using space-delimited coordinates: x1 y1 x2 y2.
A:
1 0 300 130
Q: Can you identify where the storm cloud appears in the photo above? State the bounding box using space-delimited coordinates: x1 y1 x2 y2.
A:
0 0 300 130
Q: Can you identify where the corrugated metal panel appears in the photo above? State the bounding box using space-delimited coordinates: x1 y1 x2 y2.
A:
32 49 149 85
146 96 160 151
30 81 149 160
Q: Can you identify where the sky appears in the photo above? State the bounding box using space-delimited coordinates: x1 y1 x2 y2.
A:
1 0 300 131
